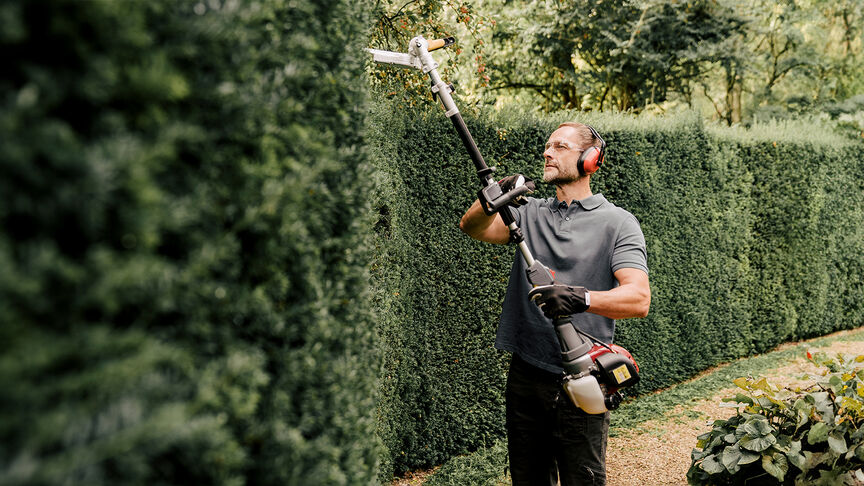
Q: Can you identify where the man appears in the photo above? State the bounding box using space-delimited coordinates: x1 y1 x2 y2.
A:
459 122 651 485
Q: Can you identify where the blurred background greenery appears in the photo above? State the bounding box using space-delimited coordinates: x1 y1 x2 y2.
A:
370 0 864 137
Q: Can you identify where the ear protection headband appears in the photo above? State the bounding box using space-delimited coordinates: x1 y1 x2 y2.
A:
577 125 606 176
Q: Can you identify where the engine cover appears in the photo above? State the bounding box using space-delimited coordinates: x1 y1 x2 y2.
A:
594 351 640 389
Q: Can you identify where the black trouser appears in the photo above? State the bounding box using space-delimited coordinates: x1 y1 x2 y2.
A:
506 354 610 486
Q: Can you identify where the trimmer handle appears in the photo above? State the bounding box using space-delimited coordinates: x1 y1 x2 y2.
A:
366 36 454 71
478 183 533 216
524 261 593 374
428 37 456 52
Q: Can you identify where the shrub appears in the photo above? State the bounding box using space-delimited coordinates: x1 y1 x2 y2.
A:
0 0 379 484
423 439 509 486
688 352 864 485
370 105 864 479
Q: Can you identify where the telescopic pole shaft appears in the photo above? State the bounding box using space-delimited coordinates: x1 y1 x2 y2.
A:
410 36 592 377
415 39 536 267
448 111 535 266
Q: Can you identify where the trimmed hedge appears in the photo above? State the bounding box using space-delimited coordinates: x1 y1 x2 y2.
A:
0 1 379 484
368 106 864 478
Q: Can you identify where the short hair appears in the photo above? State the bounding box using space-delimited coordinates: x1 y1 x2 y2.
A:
557 122 599 151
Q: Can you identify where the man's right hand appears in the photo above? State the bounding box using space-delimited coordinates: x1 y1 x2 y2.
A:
498 174 535 207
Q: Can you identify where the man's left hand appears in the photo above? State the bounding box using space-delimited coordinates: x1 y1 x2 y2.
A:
528 284 589 319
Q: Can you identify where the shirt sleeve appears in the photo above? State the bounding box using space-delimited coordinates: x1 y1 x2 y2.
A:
509 196 538 227
611 213 648 274
511 205 522 227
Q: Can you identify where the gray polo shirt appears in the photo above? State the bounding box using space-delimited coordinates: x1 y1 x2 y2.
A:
496 193 648 374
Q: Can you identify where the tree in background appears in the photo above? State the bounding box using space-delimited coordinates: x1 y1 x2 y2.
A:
368 0 494 108
695 0 864 127
700 0 817 124
482 0 746 112
0 0 380 484
401 0 863 134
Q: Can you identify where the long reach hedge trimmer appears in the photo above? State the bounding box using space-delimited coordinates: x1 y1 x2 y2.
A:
368 36 639 414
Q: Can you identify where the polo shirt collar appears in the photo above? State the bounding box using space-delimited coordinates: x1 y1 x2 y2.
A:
552 193 607 211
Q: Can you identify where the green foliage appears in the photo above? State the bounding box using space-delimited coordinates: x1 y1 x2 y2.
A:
530 0 746 111
822 95 864 140
740 0 864 123
384 0 864 132
615 331 860 429
688 353 864 485
369 106 525 479
369 103 864 478
367 0 493 109
423 439 509 486
0 327 247 485
0 0 379 484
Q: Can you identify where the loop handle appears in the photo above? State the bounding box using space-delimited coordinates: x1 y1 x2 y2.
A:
427 37 456 52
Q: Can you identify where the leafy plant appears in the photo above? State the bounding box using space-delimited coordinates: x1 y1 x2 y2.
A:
688 352 864 485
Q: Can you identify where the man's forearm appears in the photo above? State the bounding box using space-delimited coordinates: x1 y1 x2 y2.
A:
459 199 509 244
587 283 650 319
460 200 493 235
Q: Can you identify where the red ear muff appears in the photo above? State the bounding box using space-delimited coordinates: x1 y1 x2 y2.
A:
577 125 606 176
578 147 602 176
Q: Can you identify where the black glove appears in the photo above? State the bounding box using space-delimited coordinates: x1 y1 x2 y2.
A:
497 174 535 207
528 284 589 319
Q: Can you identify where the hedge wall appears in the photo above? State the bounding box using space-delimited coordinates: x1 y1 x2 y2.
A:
0 1 379 484
369 106 864 478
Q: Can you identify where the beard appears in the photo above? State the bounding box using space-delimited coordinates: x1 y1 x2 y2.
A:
543 163 583 185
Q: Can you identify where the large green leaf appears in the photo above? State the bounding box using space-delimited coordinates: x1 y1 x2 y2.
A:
740 434 777 452
786 440 805 470
761 453 788 482
723 393 754 405
700 454 726 475
774 434 792 453
793 397 813 417
743 418 774 437
738 449 761 465
808 422 830 444
736 415 771 439
811 392 835 423
721 445 742 474
828 430 848 454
